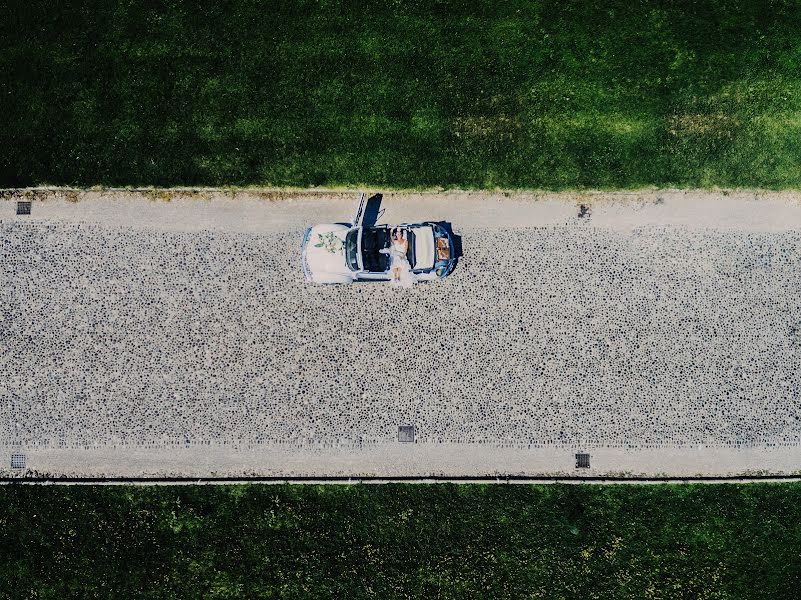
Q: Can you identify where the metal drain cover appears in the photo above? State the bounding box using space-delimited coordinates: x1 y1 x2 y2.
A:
575 453 590 468
398 425 415 443
16 201 32 215
11 454 26 469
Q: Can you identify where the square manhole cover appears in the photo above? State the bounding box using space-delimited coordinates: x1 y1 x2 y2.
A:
575 453 590 469
11 454 26 469
398 425 415 443
16 201 32 215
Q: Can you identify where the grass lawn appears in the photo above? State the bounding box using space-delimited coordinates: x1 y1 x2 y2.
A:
2 483 801 598
2 0 800 189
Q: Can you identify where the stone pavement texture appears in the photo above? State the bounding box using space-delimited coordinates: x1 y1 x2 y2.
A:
1 190 800 477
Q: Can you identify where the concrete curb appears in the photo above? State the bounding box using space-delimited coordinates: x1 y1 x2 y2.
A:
3 476 801 486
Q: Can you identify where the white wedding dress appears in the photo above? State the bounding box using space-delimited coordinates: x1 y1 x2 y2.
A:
380 232 417 288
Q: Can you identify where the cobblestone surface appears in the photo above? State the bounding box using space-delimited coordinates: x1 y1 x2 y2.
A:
3 216 800 452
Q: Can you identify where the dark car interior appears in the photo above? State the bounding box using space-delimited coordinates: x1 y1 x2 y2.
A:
360 227 416 273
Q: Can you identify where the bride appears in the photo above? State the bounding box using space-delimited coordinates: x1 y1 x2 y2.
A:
380 227 416 288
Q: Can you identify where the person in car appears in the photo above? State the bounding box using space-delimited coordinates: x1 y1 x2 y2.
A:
380 227 416 287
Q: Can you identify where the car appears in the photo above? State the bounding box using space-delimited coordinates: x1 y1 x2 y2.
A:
301 192 456 284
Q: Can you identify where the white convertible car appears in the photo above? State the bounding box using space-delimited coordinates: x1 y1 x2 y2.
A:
301 192 455 284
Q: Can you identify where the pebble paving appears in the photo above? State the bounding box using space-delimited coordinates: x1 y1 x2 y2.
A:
2 219 801 450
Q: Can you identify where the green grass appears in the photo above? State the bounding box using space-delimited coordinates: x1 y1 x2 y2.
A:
2 484 801 598
2 0 801 189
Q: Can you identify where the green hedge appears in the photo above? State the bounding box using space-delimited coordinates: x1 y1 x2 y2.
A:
2 1 801 189
2 484 801 598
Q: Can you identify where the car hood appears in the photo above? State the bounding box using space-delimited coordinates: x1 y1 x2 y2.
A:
304 224 351 279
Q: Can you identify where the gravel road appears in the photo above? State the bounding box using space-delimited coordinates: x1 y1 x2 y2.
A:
2 189 800 477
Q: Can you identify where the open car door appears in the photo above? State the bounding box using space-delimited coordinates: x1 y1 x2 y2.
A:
351 191 366 226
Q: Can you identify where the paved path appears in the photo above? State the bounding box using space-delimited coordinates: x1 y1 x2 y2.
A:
2 189 800 477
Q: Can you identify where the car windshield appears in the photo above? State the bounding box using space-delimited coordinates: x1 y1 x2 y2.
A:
345 229 359 271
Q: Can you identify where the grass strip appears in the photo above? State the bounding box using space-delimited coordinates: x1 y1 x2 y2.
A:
2 0 801 189
2 483 801 598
